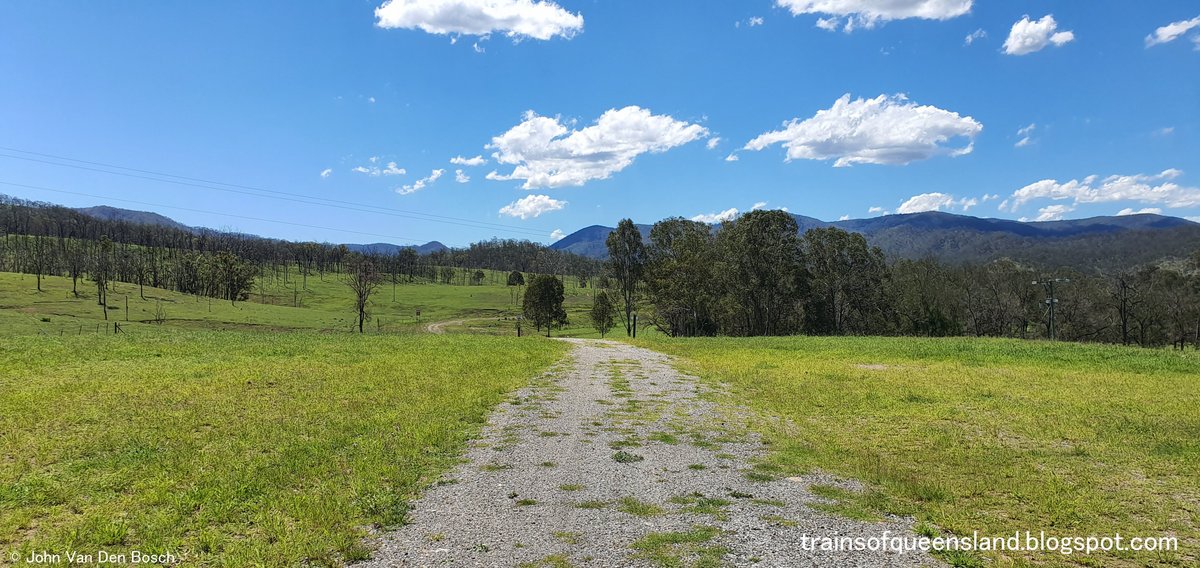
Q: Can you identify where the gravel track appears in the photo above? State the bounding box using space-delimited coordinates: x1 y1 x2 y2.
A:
357 339 938 567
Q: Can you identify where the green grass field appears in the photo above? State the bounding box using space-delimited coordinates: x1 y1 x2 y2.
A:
0 329 566 566
638 336 1200 566
0 269 614 338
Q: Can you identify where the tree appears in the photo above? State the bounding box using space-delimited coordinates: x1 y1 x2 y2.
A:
506 271 525 286
644 217 718 336
801 227 890 335
714 210 805 336
346 255 380 333
606 219 645 337
523 274 568 337
93 236 113 320
591 291 615 337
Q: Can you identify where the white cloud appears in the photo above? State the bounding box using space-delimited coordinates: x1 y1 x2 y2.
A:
1003 15 1074 55
1187 216 1200 223
690 207 739 224
1015 123 1036 147
320 168 333 179
1145 16 1200 47
397 169 445 195
895 192 979 214
749 16 764 27
982 193 999 202
724 153 739 162
1117 207 1163 216
964 28 986 45
1154 126 1175 137
353 161 407 176
1031 204 1074 221
550 228 566 241
838 214 851 221
455 169 470 183
778 0 972 32
451 154 487 166
744 93 981 167
706 137 722 150
1007 169 1200 212
897 192 956 214
368 96 377 104
868 206 886 214
375 0 584 41
486 106 708 189
751 201 769 211
498 194 567 219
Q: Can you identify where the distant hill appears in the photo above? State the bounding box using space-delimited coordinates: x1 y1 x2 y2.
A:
344 241 449 256
550 211 1200 271
70 204 450 255
75 205 195 233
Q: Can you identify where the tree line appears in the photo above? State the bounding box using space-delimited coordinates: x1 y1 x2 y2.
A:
600 211 1200 349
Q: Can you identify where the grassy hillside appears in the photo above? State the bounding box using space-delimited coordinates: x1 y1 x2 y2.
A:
639 336 1199 566
0 269 609 337
0 330 567 566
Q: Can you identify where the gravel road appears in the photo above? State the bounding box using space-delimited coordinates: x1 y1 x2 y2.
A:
357 339 938 567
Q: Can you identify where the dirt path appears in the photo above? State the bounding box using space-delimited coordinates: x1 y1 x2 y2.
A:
358 339 936 567
425 319 465 334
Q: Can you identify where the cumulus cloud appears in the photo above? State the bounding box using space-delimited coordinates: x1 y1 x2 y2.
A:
486 106 708 189
895 192 980 214
838 214 851 221
455 169 470 183
550 228 566 241
751 201 769 211
964 28 986 45
1117 207 1163 216
1029 204 1075 222
1145 16 1200 47
498 194 567 219
353 159 407 176
1006 169 1200 212
690 208 739 224
749 16 764 27
868 206 887 215
1015 123 1036 147
743 94 981 167
397 169 445 195
778 0 972 32
706 137 722 150
1003 15 1074 55
451 154 487 166
724 153 740 162
374 0 584 41
320 168 333 179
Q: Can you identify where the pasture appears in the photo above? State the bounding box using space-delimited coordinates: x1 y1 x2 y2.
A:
640 336 1200 566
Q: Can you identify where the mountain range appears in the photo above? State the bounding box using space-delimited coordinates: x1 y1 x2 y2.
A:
549 211 1200 271
66 201 1200 271
72 204 448 255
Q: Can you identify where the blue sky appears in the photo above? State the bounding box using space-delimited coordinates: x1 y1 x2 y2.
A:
2 0 1198 247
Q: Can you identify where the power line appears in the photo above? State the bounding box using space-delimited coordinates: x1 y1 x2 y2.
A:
0 180 430 245
0 146 552 238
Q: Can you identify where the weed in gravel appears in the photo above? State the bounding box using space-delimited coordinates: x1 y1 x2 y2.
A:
515 498 538 507
481 463 513 472
617 497 665 517
630 525 724 567
552 531 583 545
609 439 642 449
687 464 707 471
540 461 557 468
612 450 645 463
670 493 732 517
559 484 585 492
760 514 797 527
428 533 445 542
649 432 680 445
518 554 576 568
751 498 785 507
743 470 774 482
728 490 754 499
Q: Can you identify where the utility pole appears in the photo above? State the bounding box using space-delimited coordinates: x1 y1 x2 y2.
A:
1032 278 1070 340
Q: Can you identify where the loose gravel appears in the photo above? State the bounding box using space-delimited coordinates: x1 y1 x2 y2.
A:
356 339 939 567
